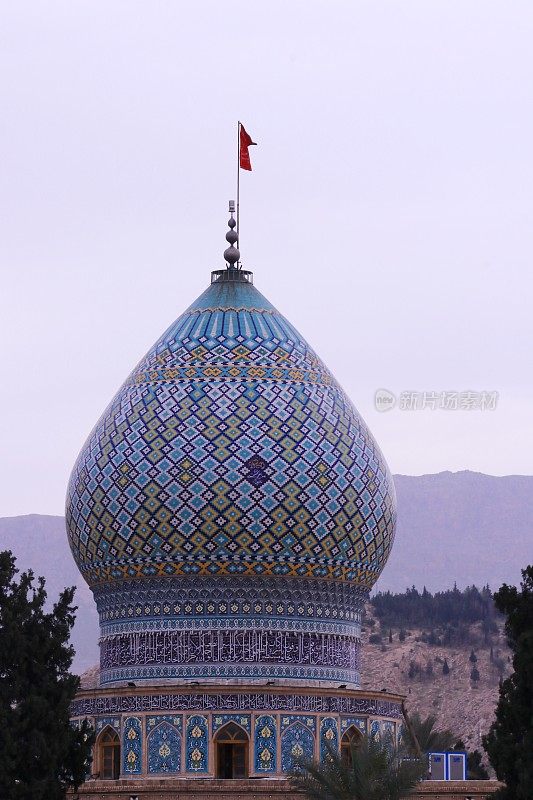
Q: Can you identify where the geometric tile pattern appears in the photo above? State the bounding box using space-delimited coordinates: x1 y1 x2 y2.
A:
147 715 182 774
95 575 363 633
254 715 277 773
122 716 142 775
66 273 396 588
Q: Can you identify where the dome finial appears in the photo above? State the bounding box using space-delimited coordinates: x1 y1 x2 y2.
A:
223 200 240 268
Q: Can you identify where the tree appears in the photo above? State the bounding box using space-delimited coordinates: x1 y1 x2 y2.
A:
484 566 533 799
454 740 489 780
403 712 455 757
442 658 450 675
399 628 406 642
388 628 393 644
0 551 93 800
469 649 478 663
470 666 480 683
407 660 419 680
468 750 490 779
290 734 424 800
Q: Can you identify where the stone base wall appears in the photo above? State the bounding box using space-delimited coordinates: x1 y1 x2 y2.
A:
71 778 502 800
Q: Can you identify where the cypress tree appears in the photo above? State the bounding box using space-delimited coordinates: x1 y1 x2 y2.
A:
484 566 533 799
0 550 93 800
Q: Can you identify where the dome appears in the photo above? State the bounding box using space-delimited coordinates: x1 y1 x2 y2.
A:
66 270 395 591
65 246 396 688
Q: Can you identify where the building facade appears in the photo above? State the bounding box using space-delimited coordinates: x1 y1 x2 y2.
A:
66 213 401 781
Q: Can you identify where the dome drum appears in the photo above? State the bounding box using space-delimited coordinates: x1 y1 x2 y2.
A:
94 575 364 686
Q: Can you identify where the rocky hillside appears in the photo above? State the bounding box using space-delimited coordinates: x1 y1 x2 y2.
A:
361 612 510 753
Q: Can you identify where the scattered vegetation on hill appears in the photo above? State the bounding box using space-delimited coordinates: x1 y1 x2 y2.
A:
369 584 500 648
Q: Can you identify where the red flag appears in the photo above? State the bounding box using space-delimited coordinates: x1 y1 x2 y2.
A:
239 124 256 171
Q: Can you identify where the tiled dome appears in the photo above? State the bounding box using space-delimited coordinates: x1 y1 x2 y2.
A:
66 270 396 592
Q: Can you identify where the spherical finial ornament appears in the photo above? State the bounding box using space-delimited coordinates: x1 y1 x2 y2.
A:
224 244 240 266
224 209 240 267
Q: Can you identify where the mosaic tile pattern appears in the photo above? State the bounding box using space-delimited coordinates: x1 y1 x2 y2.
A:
281 714 317 733
66 275 396 588
147 715 182 774
254 715 277 773
73 691 403 777
320 717 338 760
340 716 367 735
186 714 208 773
95 716 120 736
95 576 363 634
122 716 142 775
281 720 315 772
212 714 251 734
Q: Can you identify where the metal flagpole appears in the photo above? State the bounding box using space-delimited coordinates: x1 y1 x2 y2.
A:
236 120 240 266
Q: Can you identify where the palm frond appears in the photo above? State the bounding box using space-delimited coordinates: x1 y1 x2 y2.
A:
290 735 425 800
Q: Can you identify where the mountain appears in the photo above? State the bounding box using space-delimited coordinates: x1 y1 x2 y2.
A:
380 471 533 593
0 471 531 673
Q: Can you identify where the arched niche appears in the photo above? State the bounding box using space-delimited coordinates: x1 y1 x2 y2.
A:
214 721 249 779
341 725 364 766
96 726 120 780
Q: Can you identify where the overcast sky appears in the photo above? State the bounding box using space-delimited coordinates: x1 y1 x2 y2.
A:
1 1 532 517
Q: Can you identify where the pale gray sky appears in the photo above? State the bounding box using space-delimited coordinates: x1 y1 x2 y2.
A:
1 1 532 516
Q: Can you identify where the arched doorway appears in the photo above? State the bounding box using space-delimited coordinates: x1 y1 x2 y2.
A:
215 722 249 779
341 726 363 767
98 727 120 780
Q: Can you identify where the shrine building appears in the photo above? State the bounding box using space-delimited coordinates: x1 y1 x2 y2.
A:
66 208 402 784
